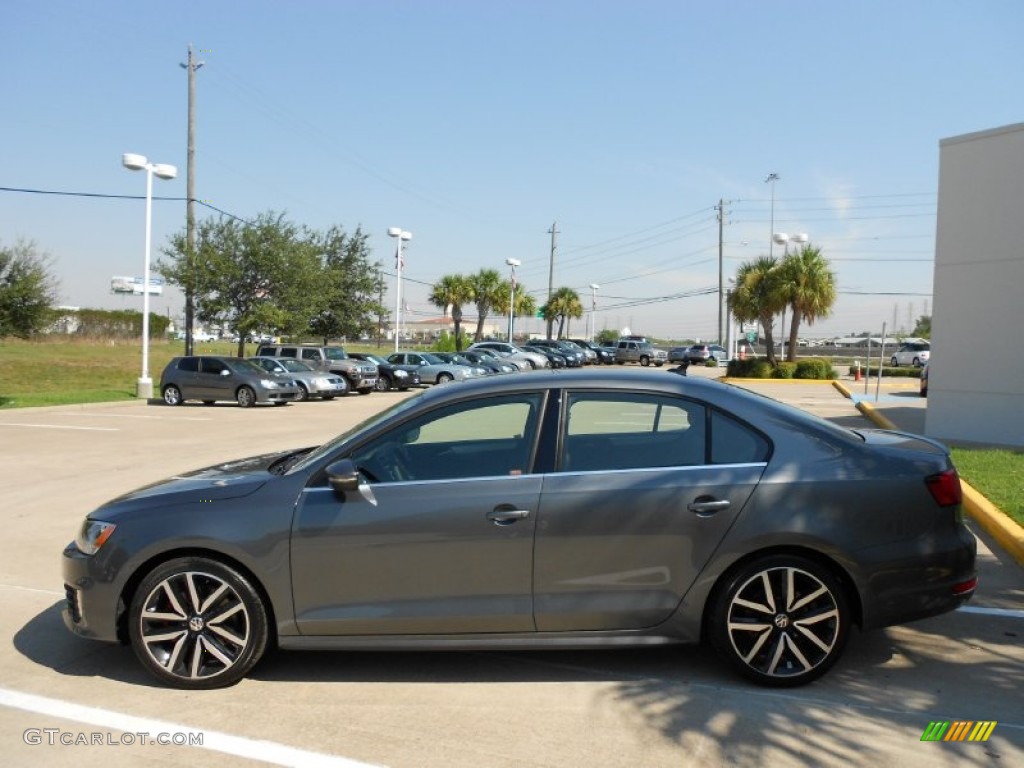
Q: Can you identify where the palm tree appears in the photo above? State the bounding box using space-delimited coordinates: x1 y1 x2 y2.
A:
469 268 503 342
779 245 836 362
548 287 584 339
730 256 785 367
429 274 475 351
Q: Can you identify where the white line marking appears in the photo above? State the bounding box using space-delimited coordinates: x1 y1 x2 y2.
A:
0 584 64 597
0 424 118 432
60 413 213 421
0 687 384 768
958 605 1024 620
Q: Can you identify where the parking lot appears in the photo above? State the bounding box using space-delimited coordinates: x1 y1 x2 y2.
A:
1 373 1022 767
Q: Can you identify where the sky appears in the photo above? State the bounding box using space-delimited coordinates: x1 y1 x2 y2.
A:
3 0 1022 342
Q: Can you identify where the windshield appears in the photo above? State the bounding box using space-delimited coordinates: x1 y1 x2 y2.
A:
280 359 315 372
362 354 387 366
324 348 349 360
421 353 445 364
229 358 266 374
289 392 427 474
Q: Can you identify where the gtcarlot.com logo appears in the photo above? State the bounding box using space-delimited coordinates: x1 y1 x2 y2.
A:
921 721 997 742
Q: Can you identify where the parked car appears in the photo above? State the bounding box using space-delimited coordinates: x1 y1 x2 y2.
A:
255 344 378 394
348 352 421 391
448 350 519 374
528 339 586 367
920 362 929 398
250 356 348 400
668 346 690 364
560 340 598 365
686 344 728 365
467 341 549 370
522 344 567 368
615 340 668 366
63 369 976 689
387 351 483 384
158 355 301 407
434 352 495 376
568 339 615 364
891 341 931 368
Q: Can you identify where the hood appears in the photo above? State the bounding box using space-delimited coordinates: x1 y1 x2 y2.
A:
99 449 294 509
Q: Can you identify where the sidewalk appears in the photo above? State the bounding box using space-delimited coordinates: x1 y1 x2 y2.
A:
715 370 1024 568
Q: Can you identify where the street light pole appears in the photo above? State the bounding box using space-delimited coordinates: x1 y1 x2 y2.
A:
505 258 521 341
387 227 412 352
123 153 177 399
589 283 600 342
765 172 780 257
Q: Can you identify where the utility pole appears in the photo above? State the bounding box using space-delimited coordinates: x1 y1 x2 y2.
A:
546 221 558 339
716 199 730 345
180 45 204 356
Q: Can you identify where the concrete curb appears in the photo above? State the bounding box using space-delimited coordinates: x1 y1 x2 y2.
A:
833 379 1024 567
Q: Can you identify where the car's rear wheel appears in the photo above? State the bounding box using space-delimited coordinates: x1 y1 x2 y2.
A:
709 554 849 687
436 372 454 384
375 377 390 392
295 384 309 402
236 387 256 408
128 556 269 690
162 385 183 406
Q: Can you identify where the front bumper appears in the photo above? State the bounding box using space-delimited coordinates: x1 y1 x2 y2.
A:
62 541 123 643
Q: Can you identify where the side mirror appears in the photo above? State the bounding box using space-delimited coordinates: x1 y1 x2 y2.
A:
220 369 231 377
326 459 360 494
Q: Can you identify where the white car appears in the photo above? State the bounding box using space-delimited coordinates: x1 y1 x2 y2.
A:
387 352 484 384
891 342 930 367
468 341 550 370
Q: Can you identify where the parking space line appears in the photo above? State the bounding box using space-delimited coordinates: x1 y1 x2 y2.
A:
0 687 384 768
959 605 1024 620
0 423 118 432
59 412 214 421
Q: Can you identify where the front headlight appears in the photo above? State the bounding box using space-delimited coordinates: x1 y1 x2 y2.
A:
260 378 280 389
394 369 408 378
75 520 117 556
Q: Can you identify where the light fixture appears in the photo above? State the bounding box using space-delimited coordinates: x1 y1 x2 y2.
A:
387 228 412 352
505 258 521 341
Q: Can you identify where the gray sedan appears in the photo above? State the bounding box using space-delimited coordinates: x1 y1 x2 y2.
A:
63 370 975 689
387 351 483 384
250 356 348 400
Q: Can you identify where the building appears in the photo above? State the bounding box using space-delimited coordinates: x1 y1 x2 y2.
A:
927 123 1024 448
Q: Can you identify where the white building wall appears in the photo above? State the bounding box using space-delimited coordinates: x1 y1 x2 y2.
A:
927 123 1024 447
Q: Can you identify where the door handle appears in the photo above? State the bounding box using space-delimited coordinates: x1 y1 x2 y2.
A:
487 508 531 526
687 498 731 517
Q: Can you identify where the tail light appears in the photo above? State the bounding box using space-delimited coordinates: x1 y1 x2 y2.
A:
926 469 962 507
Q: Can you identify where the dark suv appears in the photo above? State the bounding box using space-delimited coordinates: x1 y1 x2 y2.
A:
255 344 378 394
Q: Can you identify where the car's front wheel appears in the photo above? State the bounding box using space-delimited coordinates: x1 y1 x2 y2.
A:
640 356 650 367
162 385 183 406
128 556 269 689
375 377 390 392
436 372 453 384
236 386 256 408
709 555 849 687
295 384 309 402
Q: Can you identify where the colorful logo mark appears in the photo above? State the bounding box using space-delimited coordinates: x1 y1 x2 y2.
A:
921 721 997 742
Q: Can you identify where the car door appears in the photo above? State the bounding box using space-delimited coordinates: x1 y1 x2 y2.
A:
197 357 234 400
290 391 546 636
533 390 769 632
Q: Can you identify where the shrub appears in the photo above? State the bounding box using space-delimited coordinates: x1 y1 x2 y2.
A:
795 358 836 379
773 362 797 379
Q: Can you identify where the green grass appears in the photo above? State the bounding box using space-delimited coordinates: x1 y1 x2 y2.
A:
951 447 1024 527
3 338 1022 529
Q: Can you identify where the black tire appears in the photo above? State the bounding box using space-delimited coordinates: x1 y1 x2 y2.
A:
375 376 391 392
236 386 256 408
913 357 921 367
890 356 898 367
295 384 309 402
322 394 335 401
162 385 183 406
436 372 453 384
709 554 849 687
640 356 650 367
128 556 269 690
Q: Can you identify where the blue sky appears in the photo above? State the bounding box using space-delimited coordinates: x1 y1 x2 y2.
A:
3 0 1022 340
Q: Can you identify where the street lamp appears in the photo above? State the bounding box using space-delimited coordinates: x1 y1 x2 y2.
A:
765 172 780 257
122 152 177 399
772 232 809 357
505 258 521 341
387 227 412 352
589 283 600 342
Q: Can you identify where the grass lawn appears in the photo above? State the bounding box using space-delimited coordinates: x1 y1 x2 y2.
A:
2 338 1022 530
951 447 1024 527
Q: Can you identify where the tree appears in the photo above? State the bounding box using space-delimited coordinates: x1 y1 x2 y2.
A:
779 245 836 362
306 226 384 343
429 274 475 350
547 287 583 339
730 256 785 367
0 239 59 338
912 315 931 339
161 211 320 357
469 269 504 342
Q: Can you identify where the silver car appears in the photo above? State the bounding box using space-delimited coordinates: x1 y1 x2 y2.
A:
158 355 301 408
250 356 348 400
63 369 975 689
468 341 550 370
387 351 484 384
